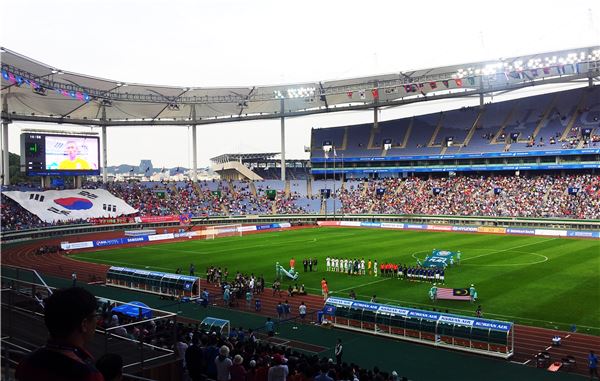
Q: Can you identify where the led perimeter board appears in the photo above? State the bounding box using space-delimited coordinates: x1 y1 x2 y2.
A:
20 133 100 176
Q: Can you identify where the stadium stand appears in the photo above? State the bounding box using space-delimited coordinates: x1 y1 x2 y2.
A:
310 86 599 159
2 173 599 232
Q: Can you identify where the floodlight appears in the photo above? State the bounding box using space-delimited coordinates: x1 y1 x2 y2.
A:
33 86 47 96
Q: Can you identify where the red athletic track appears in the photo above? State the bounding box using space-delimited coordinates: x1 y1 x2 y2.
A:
2 226 598 376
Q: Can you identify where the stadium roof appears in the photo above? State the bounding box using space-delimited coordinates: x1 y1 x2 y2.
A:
1 46 599 127
210 153 279 164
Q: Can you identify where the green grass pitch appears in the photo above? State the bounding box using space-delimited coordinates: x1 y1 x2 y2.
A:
72 227 600 334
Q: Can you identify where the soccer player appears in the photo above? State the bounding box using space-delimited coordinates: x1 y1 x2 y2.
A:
290 257 296 270
360 258 365 275
58 140 92 170
326 256 331 272
373 260 378 277
368 259 372 275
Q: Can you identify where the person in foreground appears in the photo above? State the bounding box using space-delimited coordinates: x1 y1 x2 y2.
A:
16 287 104 381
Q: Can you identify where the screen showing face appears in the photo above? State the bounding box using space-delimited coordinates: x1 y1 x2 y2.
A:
45 135 99 171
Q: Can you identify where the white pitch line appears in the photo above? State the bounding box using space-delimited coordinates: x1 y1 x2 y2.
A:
143 238 318 255
335 277 391 293
460 238 557 262
72 257 172 271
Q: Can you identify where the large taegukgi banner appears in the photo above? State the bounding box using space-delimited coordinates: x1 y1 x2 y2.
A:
3 189 138 223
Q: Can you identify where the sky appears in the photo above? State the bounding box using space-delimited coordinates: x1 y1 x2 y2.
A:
1 0 599 168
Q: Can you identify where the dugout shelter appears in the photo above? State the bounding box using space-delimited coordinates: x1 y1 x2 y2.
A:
324 297 514 358
106 266 200 298
200 317 230 336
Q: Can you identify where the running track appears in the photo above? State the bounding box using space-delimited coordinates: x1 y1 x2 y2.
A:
2 228 599 377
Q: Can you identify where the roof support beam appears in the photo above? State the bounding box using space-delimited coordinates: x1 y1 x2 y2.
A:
2 120 9 186
280 98 286 182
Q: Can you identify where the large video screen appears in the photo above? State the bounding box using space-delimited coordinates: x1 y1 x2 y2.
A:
21 133 100 176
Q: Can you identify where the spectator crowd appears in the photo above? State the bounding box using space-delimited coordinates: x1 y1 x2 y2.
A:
2 174 599 232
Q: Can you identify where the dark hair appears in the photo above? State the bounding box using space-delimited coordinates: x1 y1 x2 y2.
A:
96 353 123 381
44 287 97 338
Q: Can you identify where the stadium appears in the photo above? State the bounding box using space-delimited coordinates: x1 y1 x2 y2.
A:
1 6 600 381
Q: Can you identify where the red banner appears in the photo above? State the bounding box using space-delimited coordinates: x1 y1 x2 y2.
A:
135 215 180 223
90 217 133 225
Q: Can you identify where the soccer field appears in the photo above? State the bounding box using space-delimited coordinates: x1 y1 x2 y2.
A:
72 227 600 334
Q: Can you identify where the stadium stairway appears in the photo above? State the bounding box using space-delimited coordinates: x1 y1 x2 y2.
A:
221 203 230 216
284 180 290 197
192 182 202 197
271 200 277 214
361 180 369 197
427 114 443 147
492 102 519 145
400 117 413 149
530 93 557 139
462 109 485 148
560 91 588 142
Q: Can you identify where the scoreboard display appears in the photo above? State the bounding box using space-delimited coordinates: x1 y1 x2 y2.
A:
21 133 100 176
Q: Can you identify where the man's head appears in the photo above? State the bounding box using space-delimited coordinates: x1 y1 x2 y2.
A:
64 140 79 161
44 287 98 344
